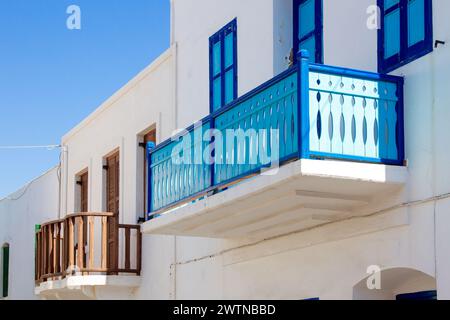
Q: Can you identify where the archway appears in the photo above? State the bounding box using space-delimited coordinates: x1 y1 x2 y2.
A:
353 267 436 300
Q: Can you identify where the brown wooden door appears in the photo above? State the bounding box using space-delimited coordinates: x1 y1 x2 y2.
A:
80 172 88 212
106 152 120 273
79 171 89 267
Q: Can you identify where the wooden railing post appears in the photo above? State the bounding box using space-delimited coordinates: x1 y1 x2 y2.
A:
54 223 60 275
40 229 45 282
68 217 74 273
63 219 68 273
125 227 131 270
88 216 94 270
77 216 84 272
101 216 107 270
137 228 142 276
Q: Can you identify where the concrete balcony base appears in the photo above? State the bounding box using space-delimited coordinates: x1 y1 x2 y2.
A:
35 275 141 300
143 159 407 239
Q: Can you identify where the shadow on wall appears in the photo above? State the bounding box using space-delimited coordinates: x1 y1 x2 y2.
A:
353 267 436 300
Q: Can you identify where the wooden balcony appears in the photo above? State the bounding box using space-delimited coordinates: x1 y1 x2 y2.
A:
35 213 141 286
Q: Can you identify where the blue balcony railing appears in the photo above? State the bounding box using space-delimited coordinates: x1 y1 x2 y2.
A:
147 51 404 217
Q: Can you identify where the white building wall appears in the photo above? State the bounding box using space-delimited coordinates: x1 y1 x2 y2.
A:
0 167 59 300
61 48 175 225
2 0 450 300
172 0 276 129
58 47 176 300
136 0 448 300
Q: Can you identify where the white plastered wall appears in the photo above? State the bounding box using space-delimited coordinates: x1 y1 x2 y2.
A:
0 167 60 300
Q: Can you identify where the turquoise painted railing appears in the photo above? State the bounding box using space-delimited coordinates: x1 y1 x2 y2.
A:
147 51 404 216
303 56 404 165
214 71 298 185
149 123 211 212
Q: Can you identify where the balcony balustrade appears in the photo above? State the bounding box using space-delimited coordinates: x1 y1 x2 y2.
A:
147 51 405 222
35 212 141 285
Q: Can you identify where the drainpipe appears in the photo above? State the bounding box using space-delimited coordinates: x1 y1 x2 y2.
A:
170 0 178 300
430 51 438 290
59 145 69 219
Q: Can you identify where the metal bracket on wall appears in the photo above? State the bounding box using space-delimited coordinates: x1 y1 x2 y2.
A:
435 40 446 48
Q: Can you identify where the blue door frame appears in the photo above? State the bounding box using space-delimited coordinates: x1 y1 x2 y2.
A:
293 0 323 64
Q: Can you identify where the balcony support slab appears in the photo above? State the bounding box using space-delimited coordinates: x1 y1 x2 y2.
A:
35 275 141 299
143 159 407 239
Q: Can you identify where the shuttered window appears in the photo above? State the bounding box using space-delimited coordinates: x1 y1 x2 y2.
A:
209 19 238 112
2 245 9 298
379 0 433 73
105 152 120 273
79 172 88 212
294 0 323 64
106 153 120 215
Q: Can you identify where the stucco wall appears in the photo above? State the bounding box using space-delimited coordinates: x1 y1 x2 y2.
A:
172 0 276 129
60 48 175 225
0 167 60 300
135 0 448 300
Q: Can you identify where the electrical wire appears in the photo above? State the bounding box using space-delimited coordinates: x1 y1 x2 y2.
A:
1 144 62 201
0 145 61 150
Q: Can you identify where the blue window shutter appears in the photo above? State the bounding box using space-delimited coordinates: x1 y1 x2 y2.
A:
213 78 222 111
224 70 234 105
213 41 222 76
378 0 433 73
224 33 234 68
384 8 401 59
298 0 315 38
209 19 238 113
384 0 400 10
294 0 323 64
407 0 426 47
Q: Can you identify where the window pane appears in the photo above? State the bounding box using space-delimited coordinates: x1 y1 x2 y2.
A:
300 36 316 63
213 78 222 111
224 69 234 105
408 0 425 47
384 9 400 59
213 41 221 76
299 0 315 39
224 33 234 69
384 0 400 11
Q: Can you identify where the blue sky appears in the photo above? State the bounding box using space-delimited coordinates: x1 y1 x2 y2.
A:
0 0 170 198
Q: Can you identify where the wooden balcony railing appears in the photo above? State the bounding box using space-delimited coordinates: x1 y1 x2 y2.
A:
35 213 142 284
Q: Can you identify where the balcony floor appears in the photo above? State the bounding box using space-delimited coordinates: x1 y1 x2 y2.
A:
142 159 407 239
35 275 141 299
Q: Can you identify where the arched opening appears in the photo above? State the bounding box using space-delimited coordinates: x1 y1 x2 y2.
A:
353 267 437 300
1 243 9 298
